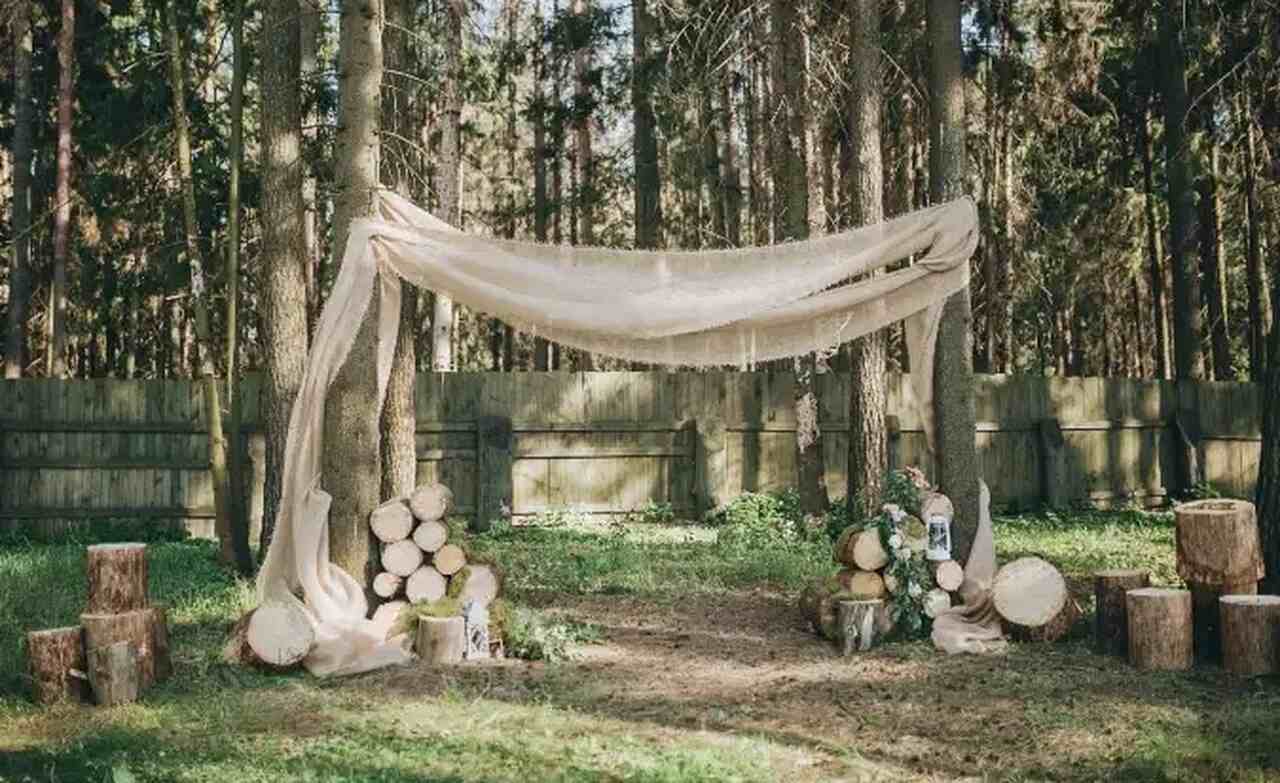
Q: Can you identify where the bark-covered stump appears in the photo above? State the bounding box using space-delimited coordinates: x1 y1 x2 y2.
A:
1093 569 1150 655
1219 595 1280 676
85 543 149 614
1126 587 1193 671
26 626 89 705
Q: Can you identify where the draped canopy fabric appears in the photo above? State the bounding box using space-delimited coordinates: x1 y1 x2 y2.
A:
256 189 980 676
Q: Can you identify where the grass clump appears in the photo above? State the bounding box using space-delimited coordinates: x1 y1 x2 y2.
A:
503 606 603 662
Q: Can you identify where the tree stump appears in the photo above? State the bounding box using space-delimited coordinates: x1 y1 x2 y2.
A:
433 544 466 576
370 499 415 543
81 610 156 688
245 599 315 668
409 483 455 523
1175 499 1265 663
85 543 148 614
838 599 888 654
26 627 89 705
1093 569 1150 655
87 641 140 707
1219 595 1280 676
412 519 449 553
1126 588 1193 671
416 616 465 663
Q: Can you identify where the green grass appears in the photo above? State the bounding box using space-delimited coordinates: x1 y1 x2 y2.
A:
1 509 1277 782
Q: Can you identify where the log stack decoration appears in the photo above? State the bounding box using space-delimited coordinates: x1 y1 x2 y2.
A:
1173 499 1265 663
25 543 172 706
366 481 506 662
802 476 1079 652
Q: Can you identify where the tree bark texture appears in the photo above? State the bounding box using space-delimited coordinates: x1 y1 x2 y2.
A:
433 0 465 371
49 0 75 378
324 0 385 591
85 543 148 614
927 0 979 565
6 0 33 379
259 0 311 558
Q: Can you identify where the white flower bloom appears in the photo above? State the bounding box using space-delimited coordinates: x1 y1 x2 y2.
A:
908 582 923 598
881 503 900 517
887 533 903 550
897 547 912 561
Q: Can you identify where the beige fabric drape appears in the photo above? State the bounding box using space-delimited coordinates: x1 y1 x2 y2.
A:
257 189 979 676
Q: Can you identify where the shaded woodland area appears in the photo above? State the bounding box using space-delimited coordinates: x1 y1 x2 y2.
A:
2 0 1280 583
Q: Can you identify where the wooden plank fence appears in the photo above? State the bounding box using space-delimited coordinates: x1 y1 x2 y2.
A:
0 373 1263 537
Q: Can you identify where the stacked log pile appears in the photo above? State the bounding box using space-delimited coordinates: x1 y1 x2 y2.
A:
802 479 1077 653
26 543 171 706
369 482 504 659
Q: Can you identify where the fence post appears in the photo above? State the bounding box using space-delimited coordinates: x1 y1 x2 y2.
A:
475 415 513 532
1038 417 1069 509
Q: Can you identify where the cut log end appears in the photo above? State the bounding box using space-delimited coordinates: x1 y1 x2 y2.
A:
433 544 466 576
409 483 455 523
370 500 415 543
992 557 1067 628
847 570 886 600
381 539 426 577
923 588 953 619
405 566 448 604
933 560 964 592
85 543 149 614
412 520 449 553
852 529 889 571
456 564 501 607
373 572 405 599
246 600 316 668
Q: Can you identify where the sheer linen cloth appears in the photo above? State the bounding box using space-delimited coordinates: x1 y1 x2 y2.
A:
257 189 980 676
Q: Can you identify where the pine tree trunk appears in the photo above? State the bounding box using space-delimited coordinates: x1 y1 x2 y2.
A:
1138 107 1171 380
1198 106 1231 381
166 0 233 565
532 0 551 370
380 0 418 504
49 0 75 378
433 0 464 371
772 0 826 514
719 71 741 248
573 0 594 246
225 0 253 575
1159 0 1205 381
6 0 33 379
301 0 323 340
633 0 661 250
1242 101 1272 380
324 0 385 590
928 0 979 565
846 0 886 521
260 0 310 559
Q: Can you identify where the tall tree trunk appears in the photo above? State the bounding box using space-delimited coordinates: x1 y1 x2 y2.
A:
927 0 979 565
532 0 551 369
6 0 33 378
1159 0 1205 381
324 0 384 590
700 87 724 246
259 0 310 559
633 0 661 250
496 0 519 370
1139 107 1171 380
550 0 564 371
380 0 418 504
571 0 594 370
772 0 827 514
166 0 233 565
719 71 741 248
846 0 886 521
1243 101 1272 379
224 0 253 574
1198 105 1231 380
433 0 464 371
49 0 75 378
301 0 322 340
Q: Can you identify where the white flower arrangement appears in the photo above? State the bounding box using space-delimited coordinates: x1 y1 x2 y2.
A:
887 532 903 550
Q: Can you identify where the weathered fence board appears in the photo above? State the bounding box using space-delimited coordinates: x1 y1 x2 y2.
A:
0 373 1263 536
